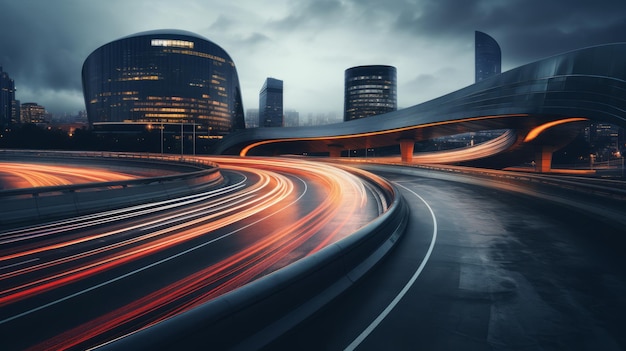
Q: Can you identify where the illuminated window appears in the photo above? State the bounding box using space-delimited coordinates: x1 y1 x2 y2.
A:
151 39 194 49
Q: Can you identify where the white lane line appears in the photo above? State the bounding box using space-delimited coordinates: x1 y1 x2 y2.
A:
344 182 438 351
0 176 309 326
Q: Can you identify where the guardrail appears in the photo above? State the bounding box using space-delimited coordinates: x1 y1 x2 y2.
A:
0 151 225 227
414 163 626 201
0 149 218 170
97 168 409 350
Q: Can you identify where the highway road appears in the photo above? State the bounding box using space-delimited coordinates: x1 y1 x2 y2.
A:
0 157 385 350
269 164 626 350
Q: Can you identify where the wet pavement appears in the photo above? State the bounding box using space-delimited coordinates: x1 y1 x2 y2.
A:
268 166 626 350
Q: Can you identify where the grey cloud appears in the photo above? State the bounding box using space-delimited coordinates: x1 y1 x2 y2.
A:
0 1 127 103
269 0 347 32
1 0 624 115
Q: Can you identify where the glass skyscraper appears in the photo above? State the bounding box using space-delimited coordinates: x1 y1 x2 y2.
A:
475 31 501 82
344 65 397 121
259 78 283 127
81 30 245 137
0 66 17 129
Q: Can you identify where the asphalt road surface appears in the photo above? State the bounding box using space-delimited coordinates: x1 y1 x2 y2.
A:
269 165 626 351
0 157 383 350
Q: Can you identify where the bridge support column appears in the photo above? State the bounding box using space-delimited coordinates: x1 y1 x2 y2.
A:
328 144 344 158
535 146 553 173
399 138 415 163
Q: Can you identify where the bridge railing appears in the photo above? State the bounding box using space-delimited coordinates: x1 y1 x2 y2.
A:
0 150 225 227
0 149 219 169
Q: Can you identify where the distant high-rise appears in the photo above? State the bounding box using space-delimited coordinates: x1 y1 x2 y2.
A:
344 65 397 122
0 66 17 129
21 102 47 124
475 31 501 82
259 78 283 127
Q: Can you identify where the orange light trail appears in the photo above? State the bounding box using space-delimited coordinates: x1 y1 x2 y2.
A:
0 157 380 351
523 117 588 142
0 163 135 189
239 114 529 156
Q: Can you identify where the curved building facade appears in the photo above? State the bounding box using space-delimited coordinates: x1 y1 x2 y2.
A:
344 65 397 121
475 31 501 82
82 30 245 136
217 43 626 172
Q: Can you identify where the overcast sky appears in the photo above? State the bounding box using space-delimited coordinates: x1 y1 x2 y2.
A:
1 0 625 119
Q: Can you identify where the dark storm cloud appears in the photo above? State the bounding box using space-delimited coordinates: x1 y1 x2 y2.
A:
269 0 348 32
269 0 626 73
1 0 625 115
0 0 132 111
0 1 120 91
375 0 626 66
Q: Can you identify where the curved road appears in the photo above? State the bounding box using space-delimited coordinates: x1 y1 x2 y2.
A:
269 164 626 350
0 157 384 350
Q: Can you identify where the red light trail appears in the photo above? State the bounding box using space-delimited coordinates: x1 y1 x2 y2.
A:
0 157 382 350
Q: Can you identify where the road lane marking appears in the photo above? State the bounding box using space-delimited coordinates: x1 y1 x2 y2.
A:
344 182 438 351
0 176 309 326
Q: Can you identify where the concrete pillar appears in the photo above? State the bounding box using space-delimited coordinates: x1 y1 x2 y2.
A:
534 146 553 173
399 138 415 163
328 144 344 158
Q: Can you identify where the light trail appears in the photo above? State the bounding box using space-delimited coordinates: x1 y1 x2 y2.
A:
0 157 381 351
0 162 135 189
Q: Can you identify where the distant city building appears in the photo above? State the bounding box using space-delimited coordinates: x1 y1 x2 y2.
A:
344 65 397 122
0 66 18 129
245 108 259 128
20 102 47 124
589 123 621 149
11 99 20 126
259 78 283 127
283 109 300 127
303 112 341 126
81 29 245 137
475 31 501 82
77 110 88 123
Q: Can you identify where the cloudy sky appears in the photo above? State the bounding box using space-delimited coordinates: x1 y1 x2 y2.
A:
1 0 625 119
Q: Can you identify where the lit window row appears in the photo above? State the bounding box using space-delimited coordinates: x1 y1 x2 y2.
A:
151 39 195 49
144 113 191 118
348 84 392 90
162 49 226 63
132 107 188 113
349 89 385 95
348 75 384 81
117 75 160 81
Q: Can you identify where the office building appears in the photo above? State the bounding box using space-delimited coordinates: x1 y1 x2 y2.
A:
0 66 18 129
82 29 245 137
344 65 397 121
21 102 47 124
259 78 283 127
475 31 501 82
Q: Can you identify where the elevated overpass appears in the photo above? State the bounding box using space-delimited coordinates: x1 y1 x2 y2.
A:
216 43 626 172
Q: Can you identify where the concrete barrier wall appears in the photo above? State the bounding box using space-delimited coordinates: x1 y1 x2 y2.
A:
97 170 409 350
0 151 225 227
